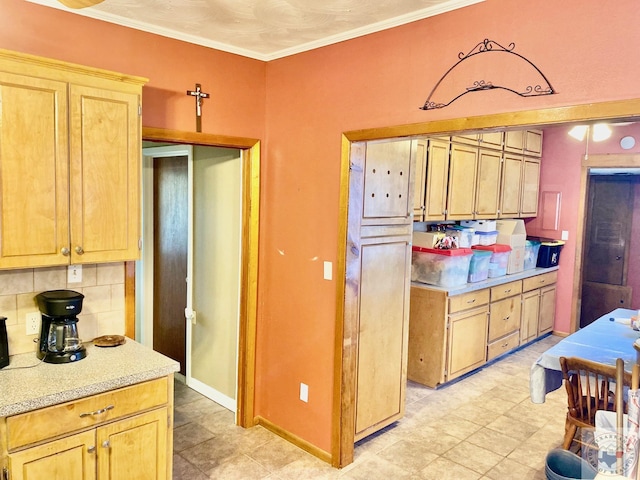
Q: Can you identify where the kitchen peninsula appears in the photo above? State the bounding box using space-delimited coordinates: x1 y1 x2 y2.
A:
0 339 179 479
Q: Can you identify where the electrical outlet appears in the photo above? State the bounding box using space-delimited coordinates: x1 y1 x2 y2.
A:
25 312 40 335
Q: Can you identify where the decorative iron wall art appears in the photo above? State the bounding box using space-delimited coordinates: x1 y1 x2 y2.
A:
420 38 555 110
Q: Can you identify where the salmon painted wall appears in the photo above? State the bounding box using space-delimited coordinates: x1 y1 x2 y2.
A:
261 0 640 452
0 0 266 139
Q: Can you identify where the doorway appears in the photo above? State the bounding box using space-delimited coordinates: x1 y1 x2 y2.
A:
140 143 244 412
580 174 636 327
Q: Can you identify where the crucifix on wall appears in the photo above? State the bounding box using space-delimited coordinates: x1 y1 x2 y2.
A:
186 83 210 132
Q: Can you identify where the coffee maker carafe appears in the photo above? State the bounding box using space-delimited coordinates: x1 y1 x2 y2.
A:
36 290 86 363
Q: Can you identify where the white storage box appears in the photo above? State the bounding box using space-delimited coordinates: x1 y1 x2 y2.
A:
496 219 527 274
460 220 497 232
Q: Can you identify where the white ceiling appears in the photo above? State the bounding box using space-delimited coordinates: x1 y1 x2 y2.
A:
26 0 483 61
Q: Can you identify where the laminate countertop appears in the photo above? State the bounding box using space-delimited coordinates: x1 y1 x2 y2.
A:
411 266 559 295
0 338 179 417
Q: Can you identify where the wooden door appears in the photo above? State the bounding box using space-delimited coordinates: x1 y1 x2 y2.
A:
521 290 540 343
539 285 556 334
9 430 96 480
446 142 478 220
153 156 188 374
520 157 540 217
423 138 450 221
68 85 141 264
499 153 523 217
0 72 70 268
97 408 168 480
412 140 427 221
447 306 488 381
580 282 632 328
474 148 502 219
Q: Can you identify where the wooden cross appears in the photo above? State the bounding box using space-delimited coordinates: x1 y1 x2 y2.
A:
186 83 210 132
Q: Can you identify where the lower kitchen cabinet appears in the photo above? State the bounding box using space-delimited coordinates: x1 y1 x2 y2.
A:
2 376 172 480
408 269 557 388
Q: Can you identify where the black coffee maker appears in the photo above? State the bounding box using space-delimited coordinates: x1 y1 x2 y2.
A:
36 290 87 363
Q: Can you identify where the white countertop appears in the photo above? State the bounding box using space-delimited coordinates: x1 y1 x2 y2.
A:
411 266 559 295
0 338 179 417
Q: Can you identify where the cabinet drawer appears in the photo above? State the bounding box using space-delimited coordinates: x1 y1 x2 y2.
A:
522 271 558 292
7 377 168 450
449 289 490 314
488 296 522 342
487 331 520 361
490 281 522 302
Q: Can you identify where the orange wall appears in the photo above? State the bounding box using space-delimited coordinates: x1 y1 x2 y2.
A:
4 0 640 459
261 0 640 452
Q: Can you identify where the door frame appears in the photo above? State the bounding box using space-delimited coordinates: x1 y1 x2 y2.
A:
126 127 260 428
333 98 640 467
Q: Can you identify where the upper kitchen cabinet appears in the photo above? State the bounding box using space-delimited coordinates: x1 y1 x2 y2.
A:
504 129 543 157
421 138 450 222
0 49 147 269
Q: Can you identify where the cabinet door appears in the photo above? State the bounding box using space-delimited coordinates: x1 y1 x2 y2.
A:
524 130 543 157
97 408 168 480
446 143 478 220
355 237 410 440
538 285 556 335
520 157 540 217
412 140 427 221
447 306 488 381
499 153 523 218
423 139 450 221
474 148 502 219
488 295 521 343
479 131 504 150
521 290 540 344
69 84 141 264
504 130 525 153
9 429 96 480
0 72 70 268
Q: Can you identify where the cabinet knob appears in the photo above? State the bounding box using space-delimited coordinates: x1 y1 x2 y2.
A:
61 247 70 256
75 246 84 255
102 440 111 449
88 445 96 454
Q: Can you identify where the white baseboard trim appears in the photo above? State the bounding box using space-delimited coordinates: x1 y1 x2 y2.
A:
187 377 237 413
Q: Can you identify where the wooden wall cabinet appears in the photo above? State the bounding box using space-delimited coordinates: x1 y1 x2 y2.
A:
0 49 146 269
2 377 173 480
420 138 450 222
446 143 479 220
498 153 541 219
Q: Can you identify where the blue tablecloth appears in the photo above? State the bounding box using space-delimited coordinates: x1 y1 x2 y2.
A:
530 308 640 403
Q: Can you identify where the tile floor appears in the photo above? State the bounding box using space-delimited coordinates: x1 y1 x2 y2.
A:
172 334 565 479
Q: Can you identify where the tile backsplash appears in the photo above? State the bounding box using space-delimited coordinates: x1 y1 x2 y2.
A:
1 263 125 356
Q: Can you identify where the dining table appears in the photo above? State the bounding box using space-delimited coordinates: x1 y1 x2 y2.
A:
530 308 640 404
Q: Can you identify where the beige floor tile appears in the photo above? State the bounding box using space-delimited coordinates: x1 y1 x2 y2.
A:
442 441 504 475
484 457 541 480
339 455 414 480
428 416 482 440
486 414 540 441
376 439 439 473
465 427 521 456
419 456 482 480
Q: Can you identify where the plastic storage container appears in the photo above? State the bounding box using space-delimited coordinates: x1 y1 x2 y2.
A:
411 247 473 287
445 226 475 248
467 250 492 283
524 240 541 270
476 230 499 246
472 244 511 278
460 220 497 232
537 241 565 268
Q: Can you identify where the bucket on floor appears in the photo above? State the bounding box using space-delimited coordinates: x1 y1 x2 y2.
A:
545 449 597 480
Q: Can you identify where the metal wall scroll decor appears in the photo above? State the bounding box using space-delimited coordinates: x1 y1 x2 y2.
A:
420 38 555 110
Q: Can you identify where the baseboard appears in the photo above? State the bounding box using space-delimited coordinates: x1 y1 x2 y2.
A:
254 415 332 465
187 377 237 412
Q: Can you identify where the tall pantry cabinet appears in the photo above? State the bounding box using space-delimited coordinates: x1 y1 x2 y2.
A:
0 49 147 269
345 139 417 442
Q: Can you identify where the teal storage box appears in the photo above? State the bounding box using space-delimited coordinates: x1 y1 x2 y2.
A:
468 250 492 283
524 240 541 270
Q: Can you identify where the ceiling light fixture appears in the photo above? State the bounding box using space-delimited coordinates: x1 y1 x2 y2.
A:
567 124 612 142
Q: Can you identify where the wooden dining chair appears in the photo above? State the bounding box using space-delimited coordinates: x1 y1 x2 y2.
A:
559 356 632 450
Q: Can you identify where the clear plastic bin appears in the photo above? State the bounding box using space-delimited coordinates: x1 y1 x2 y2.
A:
472 244 511 278
524 240 541 270
411 247 473 287
476 230 499 245
445 226 475 248
468 250 492 283
460 220 497 232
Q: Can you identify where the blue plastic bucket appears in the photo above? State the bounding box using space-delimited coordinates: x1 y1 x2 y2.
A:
545 449 597 480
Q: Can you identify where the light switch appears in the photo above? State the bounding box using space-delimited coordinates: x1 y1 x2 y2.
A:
323 261 332 281
68 264 82 283
300 383 309 403
561 230 569 241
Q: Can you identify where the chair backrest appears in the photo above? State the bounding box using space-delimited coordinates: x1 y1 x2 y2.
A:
559 356 632 425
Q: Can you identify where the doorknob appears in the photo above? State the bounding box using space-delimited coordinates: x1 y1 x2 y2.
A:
616 256 622 260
